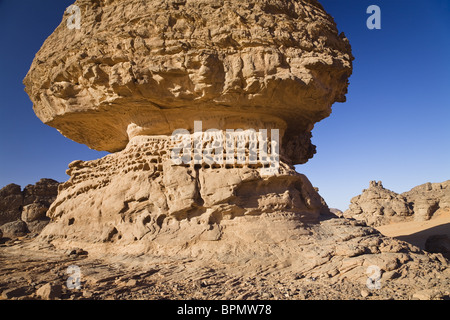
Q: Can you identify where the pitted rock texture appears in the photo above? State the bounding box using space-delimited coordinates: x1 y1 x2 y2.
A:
344 180 450 226
23 0 353 164
41 135 331 257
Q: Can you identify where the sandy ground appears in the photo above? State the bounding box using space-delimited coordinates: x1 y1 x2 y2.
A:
376 209 450 250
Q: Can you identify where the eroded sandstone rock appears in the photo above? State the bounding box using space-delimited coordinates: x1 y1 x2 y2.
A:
24 0 353 257
24 0 353 165
22 0 450 294
41 135 330 256
344 181 413 227
402 181 450 221
344 180 450 226
0 220 29 239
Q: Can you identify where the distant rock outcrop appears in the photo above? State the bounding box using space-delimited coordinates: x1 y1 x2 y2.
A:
0 179 60 238
344 180 450 226
0 184 23 226
402 181 450 221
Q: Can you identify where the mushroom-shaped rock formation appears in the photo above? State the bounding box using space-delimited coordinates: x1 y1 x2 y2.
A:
24 0 362 263
24 0 350 252
24 0 353 165
22 2 450 290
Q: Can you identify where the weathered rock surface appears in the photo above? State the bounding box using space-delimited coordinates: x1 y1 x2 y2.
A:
1 221 449 300
329 208 343 217
0 179 60 238
344 181 413 227
18 0 450 300
36 283 62 300
22 178 60 209
25 0 352 260
0 220 29 239
402 181 450 221
41 135 331 258
344 180 450 226
24 0 353 164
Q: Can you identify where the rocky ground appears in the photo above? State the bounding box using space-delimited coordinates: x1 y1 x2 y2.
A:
1 219 449 301
1 178 449 301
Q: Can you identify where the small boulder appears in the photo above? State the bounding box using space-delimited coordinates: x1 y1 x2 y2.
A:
412 289 441 300
66 248 88 257
21 202 48 222
26 218 50 235
0 220 28 238
36 283 62 300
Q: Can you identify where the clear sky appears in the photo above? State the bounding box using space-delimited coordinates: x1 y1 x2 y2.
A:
0 0 449 211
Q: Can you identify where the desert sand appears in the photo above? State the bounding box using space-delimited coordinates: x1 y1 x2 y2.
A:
377 209 450 250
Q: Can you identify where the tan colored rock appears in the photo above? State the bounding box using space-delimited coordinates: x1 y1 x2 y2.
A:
24 0 353 164
21 203 48 223
22 179 60 207
21 0 450 297
41 135 330 256
344 180 450 226
0 179 59 227
402 180 450 221
344 181 412 226
0 179 60 238
0 220 29 239
24 0 351 261
412 289 442 300
329 208 343 217
36 283 62 300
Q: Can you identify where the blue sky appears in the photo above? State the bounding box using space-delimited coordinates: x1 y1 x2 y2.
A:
0 0 449 210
